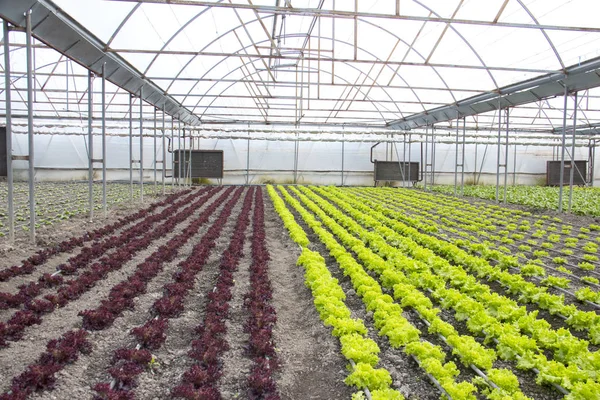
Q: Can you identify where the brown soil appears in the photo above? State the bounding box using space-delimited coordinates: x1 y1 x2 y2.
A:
0 187 351 400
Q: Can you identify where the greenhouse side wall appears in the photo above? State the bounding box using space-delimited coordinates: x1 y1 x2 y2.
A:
6 132 600 187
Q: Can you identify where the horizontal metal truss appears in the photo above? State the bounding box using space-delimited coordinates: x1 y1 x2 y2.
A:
388 56 600 131
0 0 199 124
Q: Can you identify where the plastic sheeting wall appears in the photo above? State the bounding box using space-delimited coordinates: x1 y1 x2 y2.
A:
7 132 600 187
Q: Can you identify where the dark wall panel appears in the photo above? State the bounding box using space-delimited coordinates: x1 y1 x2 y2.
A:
546 160 587 186
374 161 419 182
174 150 224 179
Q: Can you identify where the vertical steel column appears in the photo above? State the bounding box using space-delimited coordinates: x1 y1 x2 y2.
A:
187 127 193 186
178 121 182 186
454 115 459 196
424 126 428 190
170 117 174 190
513 145 517 186
402 133 407 187
87 71 94 221
341 133 345 186
139 87 144 202
101 63 107 217
408 133 412 187
153 108 157 192
171 117 175 192
181 124 186 186
431 126 436 186
25 11 35 241
558 87 568 213
461 117 466 195
161 105 166 195
591 140 596 187
568 92 578 212
293 133 299 184
473 140 478 186
4 21 14 242
502 108 510 204
495 108 502 202
503 109 509 203
246 132 250 185
129 94 133 201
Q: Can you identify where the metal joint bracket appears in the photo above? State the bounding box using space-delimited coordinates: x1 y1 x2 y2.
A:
12 155 30 161
91 158 104 163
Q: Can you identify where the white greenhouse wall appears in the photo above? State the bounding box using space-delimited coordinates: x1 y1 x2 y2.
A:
7 133 600 187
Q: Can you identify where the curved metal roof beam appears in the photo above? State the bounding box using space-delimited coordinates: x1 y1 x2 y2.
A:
411 0 499 90
106 3 142 49
161 14 442 116
359 18 457 105
162 14 275 94
194 59 397 123
142 0 225 76
515 0 565 71
185 35 406 118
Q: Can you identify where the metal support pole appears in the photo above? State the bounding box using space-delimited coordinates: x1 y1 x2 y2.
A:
341 133 345 186
181 123 186 186
591 140 596 187
129 94 133 201
403 133 407 187
4 21 14 242
139 86 144 203
431 127 436 186
424 126 428 190
26 10 35 241
293 132 299 184
171 117 174 190
178 121 182 186
153 107 157 192
87 70 94 221
454 115 459 196
513 144 517 186
162 105 166 195
495 108 502 202
187 127 193 186
504 109 510 203
184 123 188 186
408 133 412 187
246 132 250 185
558 87 568 213
461 117 466 195
568 92 578 213
101 63 107 217
473 141 478 186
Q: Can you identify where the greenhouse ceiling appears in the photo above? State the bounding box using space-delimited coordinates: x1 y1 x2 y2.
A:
2 0 600 136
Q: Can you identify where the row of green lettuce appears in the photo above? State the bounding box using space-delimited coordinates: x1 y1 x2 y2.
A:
350 187 600 304
428 185 600 217
267 185 403 400
295 185 600 399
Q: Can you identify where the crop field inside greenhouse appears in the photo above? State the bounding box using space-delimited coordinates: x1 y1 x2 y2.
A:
3 0 600 399
0 185 598 400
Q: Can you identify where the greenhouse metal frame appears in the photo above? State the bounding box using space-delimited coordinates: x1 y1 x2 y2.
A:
1 0 600 242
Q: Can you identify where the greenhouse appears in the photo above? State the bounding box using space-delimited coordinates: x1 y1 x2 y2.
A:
1 1 600 399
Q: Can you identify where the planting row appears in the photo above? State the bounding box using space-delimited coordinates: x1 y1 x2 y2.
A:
1 186 281 400
274 185 600 399
0 182 167 237
2 186 232 398
349 188 600 306
429 185 600 217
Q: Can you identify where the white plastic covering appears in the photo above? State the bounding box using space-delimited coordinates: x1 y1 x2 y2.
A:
1 0 600 187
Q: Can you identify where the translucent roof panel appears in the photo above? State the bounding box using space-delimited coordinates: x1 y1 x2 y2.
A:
3 0 600 131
